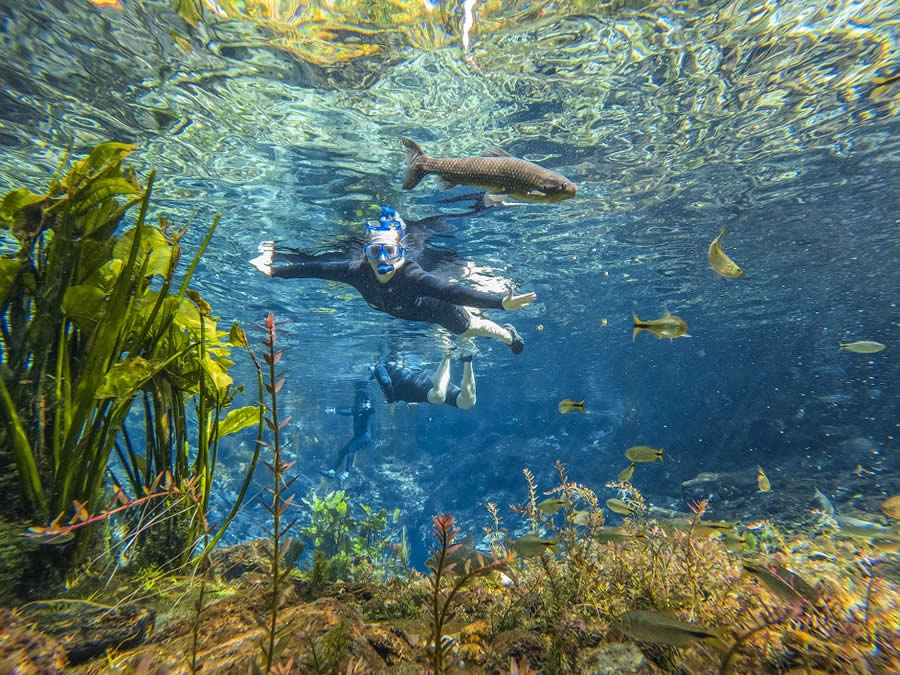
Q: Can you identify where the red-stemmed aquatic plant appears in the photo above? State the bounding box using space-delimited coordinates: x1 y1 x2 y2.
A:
252 312 298 675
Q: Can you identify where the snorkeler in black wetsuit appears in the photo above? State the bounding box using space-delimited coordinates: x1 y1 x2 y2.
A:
372 352 476 409
323 382 375 479
248 207 534 354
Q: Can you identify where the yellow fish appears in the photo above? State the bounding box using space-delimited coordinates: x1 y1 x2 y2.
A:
537 498 569 515
708 226 744 278
632 311 688 341
839 341 885 353
594 526 635 544
757 466 771 492
617 463 636 482
616 611 728 652
558 398 585 414
606 498 636 516
625 446 664 463
512 535 559 557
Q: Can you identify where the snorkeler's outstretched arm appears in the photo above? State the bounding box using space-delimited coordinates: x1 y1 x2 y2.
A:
249 241 359 283
406 262 534 309
271 258 359 282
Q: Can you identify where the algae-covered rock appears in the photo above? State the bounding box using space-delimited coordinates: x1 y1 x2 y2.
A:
577 643 660 674
0 608 68 674
489 627 548 672
209 538 304 581
365 624 409 665
17 601 155 665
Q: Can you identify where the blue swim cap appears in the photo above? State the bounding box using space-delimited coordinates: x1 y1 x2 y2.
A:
367 205 407 240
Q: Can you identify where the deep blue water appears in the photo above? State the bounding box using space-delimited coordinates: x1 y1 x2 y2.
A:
1 0 897 569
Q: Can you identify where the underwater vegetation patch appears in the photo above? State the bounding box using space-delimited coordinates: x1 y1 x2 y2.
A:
0 142 261 576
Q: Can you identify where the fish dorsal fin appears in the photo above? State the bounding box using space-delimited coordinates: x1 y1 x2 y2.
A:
479 147 514 158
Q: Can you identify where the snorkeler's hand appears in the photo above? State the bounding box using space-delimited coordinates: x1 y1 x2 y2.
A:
502 286 536 311
249 241 275 276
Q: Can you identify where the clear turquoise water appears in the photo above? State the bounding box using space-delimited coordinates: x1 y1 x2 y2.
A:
1 0 897 561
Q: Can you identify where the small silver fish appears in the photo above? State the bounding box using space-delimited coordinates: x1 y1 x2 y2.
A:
839 340 885 353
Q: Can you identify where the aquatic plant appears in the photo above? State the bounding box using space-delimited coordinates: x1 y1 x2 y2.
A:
300 490 407 585
253 312 299 675
0 142 260 573
427 512 513 674
495 462 900 673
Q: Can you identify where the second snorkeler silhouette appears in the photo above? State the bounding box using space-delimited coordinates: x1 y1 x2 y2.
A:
372 352 476 409
249 206 535 353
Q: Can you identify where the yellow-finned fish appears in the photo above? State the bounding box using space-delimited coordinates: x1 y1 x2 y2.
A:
625 446 664 463
708 226 744 278
606 498 637 516
512 535 559 557
401 138 577 203
537 498 569 515
632 311 688 341
839 340 885 353
558 398 585 414
723 530 755 553
617 463 636 482
757 466 771 492
616 611 729 652
594 526 636 544
742 562 821 608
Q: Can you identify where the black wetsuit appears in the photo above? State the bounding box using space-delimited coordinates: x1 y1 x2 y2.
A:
372 359 462 408
333 395 375 472
271 254 504 334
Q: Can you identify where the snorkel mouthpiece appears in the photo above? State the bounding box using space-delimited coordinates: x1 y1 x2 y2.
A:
377 262 395 274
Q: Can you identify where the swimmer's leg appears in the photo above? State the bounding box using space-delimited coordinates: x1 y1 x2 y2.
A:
461 315 525 354
334 438 353 471
426 354 452 404
455 356 476 409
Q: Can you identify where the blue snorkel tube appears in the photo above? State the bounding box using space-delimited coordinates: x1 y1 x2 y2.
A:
367 205 407 274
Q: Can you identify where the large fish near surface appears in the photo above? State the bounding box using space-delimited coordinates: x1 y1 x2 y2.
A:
401 138 577 203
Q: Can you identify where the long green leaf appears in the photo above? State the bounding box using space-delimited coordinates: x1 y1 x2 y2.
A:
58 173 154 510
176 213 220 300
0 376 47 516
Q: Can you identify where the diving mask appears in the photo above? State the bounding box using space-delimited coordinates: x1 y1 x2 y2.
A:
364 242 406 261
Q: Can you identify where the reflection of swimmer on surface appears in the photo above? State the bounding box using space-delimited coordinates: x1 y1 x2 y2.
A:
371 352 476 410
322 381 374 480
249 206 533 353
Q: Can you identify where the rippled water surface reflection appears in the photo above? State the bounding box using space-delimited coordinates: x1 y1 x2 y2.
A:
1 0 897 545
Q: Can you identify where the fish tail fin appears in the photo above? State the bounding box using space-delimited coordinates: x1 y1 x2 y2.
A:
575 401 585 413
632 326 641 341
401 138 428 190
658 449 664 463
